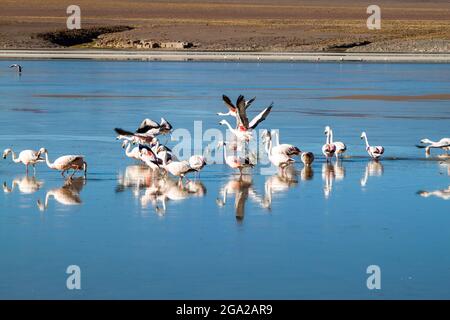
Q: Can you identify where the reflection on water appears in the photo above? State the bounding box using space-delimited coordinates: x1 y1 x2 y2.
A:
300 166 314 181
260 167 298 210
360 160 384 188
3 175 44 194
37 177 86 211
216 175 254 222
322 161 345 199
418 186 450 200
117 165 206 215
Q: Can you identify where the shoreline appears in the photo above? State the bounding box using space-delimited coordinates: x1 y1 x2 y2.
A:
1 50 450 63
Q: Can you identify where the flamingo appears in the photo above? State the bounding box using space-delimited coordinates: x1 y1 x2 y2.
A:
121 140 142 161
9 64 22 73
361 132 384 160
300 152 315 167
140 148 162 170
38 148 87 178
135 117 173 135
261 130 301 158
322 128 336 161
219 102 273 142
161 153 195 185
188 155 207 178
264 135 295 174
418 186 450 200
218 141 254 176
325 126 347 159
2 148 44 174
416 138 450 156
218 94 255 117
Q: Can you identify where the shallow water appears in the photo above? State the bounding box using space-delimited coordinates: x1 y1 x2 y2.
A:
0 60 449 299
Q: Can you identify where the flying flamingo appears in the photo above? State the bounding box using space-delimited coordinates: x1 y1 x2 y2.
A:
2 148 44 174
38 148 87 178
361 132 384 160
325 126 347 159
218 141 254 176
322 128 336 161
218 94 255 117
416 138 450 156
219 102 273 142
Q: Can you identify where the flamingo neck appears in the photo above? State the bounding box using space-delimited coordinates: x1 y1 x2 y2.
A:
9 150 20 163
222 120 234 132
44 153 55 169
125 143 133 157
363 135 370 148
269 130 279 146
329 129 334 144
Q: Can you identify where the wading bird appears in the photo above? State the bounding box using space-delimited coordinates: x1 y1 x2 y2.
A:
2 148 44 174
261 130 301 158
263 133 295 174
416 138 450 156
360 132 384 160
325 126 347 159
300 152 315 167
38 148 87 178
218 141 254 176
188 155 207 178
322 129 336 161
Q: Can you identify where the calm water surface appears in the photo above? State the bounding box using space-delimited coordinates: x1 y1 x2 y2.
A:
0 60 449 299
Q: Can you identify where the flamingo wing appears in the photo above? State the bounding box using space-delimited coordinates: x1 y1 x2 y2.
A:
248 103 273 129
236 95 250 129
136 118 160 133
222 95 236 112
245 97 256 109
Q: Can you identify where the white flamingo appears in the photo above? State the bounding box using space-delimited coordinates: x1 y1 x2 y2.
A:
418 186 450 200
38 148 87 178
360 132 384 160
417 138 450 156
161 154 195 185
264 135 295 173
322 128 336 161
188 155 207 178
261 130 301 158
218 141 254 176
325 126 347 159
121 140 141 161
2 148 44 174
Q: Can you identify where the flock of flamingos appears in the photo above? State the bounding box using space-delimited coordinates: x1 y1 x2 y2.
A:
2 91 450 213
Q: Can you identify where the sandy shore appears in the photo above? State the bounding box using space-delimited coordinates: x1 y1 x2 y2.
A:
1 0 449 53
1 50 450 63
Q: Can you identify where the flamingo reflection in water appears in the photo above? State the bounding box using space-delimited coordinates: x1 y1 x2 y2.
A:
117 165 206 215
216 175 255 222
322 161 345 199
141 178 206 216
3 175 44 194
418 186 450 200
259 166 298 210
37 177 86 211
360 160 384 188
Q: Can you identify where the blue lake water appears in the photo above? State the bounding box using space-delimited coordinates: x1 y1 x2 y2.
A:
0 60 449 299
